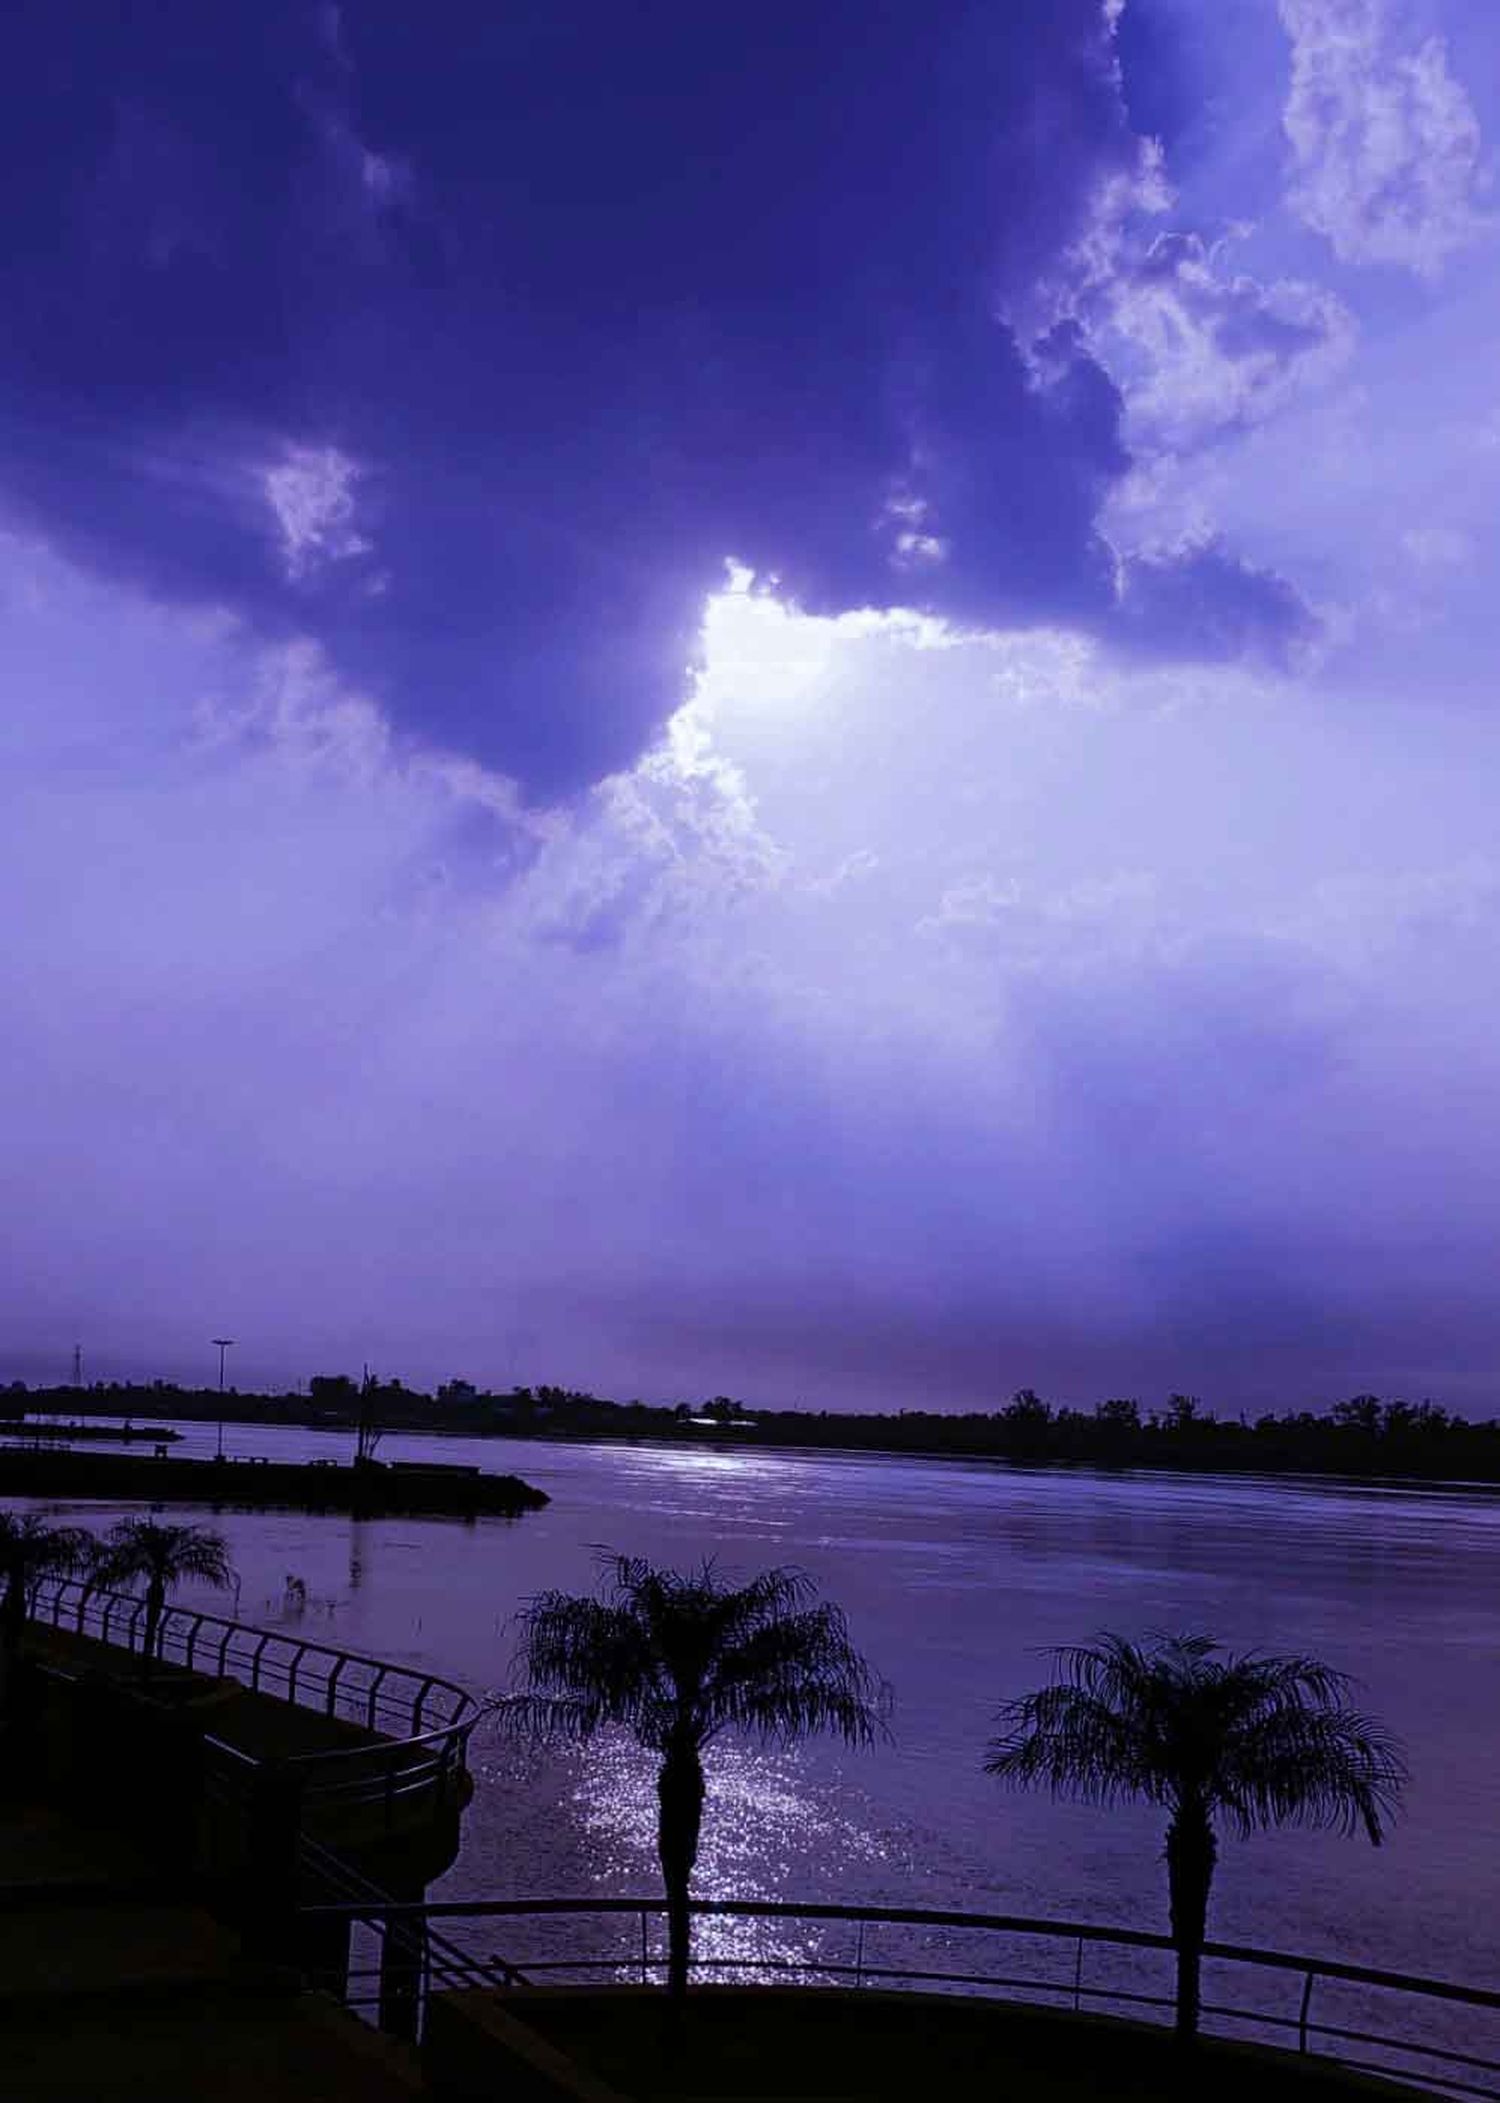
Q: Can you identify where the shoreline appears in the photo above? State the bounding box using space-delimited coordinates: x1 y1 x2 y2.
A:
9 1411 1498 1505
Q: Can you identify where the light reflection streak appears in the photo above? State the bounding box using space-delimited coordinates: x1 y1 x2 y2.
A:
561 1729 893 1981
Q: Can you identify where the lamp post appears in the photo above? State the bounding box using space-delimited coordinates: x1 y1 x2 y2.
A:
212 1339 234 1460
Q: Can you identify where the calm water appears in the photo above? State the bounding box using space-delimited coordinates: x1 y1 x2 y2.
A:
15 1419 1500 1998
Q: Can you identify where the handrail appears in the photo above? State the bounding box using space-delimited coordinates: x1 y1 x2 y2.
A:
26 1574 481 1808
30 1574 478 1742
297 1895 1500 2097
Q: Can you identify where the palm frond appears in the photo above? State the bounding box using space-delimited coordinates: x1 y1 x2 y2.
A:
0 1513 95 1579
1214 1703 1408 1841
704 1602 891 1747
501 1589 667 1743
97 1519 235 1593
987 1631 1406 1842
492 1691 618 1746
987 1681 1168 1806
501 1554 885 1758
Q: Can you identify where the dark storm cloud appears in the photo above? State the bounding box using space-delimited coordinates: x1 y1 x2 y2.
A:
1114 541 1320 666
0 0 1148 794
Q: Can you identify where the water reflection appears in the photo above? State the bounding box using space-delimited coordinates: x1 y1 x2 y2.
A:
347 1514 368 1591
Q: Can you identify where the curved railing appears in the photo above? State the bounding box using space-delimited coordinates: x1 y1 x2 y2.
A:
31 1574 476 1737
303 1896 1500 2098
28 1574 482 1820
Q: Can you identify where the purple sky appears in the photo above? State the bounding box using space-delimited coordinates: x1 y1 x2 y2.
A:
4 2 1499 1412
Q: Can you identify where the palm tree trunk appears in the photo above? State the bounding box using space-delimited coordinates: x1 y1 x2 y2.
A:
142 1575 165 1677
1166 1803 1216 2045
656 1739 705 2003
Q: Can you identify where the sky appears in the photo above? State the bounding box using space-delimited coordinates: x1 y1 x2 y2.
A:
4 0 1500 1413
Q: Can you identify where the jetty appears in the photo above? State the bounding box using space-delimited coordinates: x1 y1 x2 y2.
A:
0 1417 181 1444
0 1445 547 1518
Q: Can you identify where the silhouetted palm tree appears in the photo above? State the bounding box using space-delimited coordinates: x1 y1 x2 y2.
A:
986 1633 1406 2043
0 1512 92 1716
501 1553 888 2001
98 1519 235 1676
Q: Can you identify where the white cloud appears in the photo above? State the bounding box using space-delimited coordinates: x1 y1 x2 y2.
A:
1400 524 1473 568
1031 142 1354 463
1100 231 1357 453
1291 857 1499 963
1281 0 1495 275
262 443 372 584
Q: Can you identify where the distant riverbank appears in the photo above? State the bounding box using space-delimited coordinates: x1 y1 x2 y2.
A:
7 1379 1500 1487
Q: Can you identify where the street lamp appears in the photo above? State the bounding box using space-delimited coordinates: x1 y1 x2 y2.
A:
212 1339 234 1460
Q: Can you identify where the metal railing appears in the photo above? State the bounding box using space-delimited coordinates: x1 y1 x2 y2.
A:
297 1895 1500 2098
28 1574 481 1821
30 1574 477 1739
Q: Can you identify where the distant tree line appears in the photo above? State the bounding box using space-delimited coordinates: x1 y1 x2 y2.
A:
7 1376 1500 1482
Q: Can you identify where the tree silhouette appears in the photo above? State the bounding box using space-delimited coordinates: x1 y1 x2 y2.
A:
986 1633 1406 2043
0 1512 92 1718
98 1519 235 1676
500 1553 888 2001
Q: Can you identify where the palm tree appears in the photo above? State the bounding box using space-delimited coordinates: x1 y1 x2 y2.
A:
98 1519 235 1676
500 1553 888 2002
0 1512 93 1716
985 1633 1406 2044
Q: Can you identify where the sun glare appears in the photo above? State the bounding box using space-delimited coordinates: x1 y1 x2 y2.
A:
697 565 841 714
697 559 953 728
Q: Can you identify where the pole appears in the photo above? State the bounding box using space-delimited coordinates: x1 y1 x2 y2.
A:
212 1339 234 1460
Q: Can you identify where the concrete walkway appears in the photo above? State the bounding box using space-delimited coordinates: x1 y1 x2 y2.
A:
0 1799 425 2101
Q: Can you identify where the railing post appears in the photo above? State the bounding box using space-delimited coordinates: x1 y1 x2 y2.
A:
249 1633 271 1691
1298 1969 1316 2054
1074 1935 1084 2013
640 1907 649 1985
378 1890 428 2043
855 1919 866 1990
366 1665 389 1731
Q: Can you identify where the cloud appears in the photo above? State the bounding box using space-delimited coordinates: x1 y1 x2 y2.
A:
0 0 1155 793
1036 132 1357 461
1096 232 1356 453
1400 524 1473 570
1112 538 1321 667
263 444 372 584
6 537 1500 1407
1280 0 1496 275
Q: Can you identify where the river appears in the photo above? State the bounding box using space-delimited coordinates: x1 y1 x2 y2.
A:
10 1417 1499 2009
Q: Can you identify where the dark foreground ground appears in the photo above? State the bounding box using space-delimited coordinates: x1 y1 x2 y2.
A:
443 1986 1437 2101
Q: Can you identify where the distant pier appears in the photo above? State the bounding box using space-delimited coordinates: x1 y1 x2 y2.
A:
0 1445 548 1518
0 1418 182 1444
